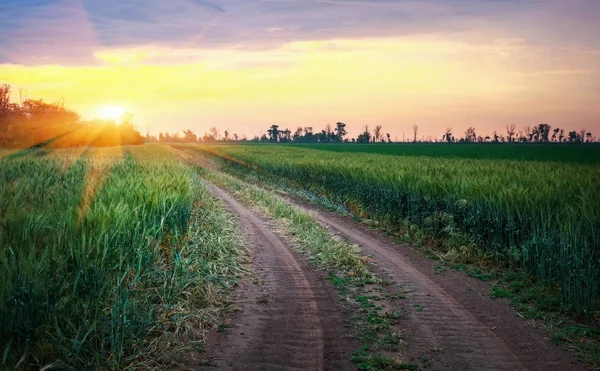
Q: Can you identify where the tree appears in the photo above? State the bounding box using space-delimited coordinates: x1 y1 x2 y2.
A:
579 129 587 143
443 128 453 143
386 133 391 143
183 129 197 142
551 128 560 142
325 123 332 141
585 132 595 142
412 125 418 142
335 122 347 143
233 133 239 141
267 125 280 142
280 128 292 142
538 123 551 142
464 127 477 143
357 125 371 143
223 130 230 142
373 125 383 143
209 127 220 141
505 124 516 143
293 127 303 142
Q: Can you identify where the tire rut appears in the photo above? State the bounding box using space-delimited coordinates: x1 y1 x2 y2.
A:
280 195 585 371
202 184 356 371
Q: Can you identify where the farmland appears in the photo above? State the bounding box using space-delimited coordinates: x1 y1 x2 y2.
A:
0 145 242 369
291 143 600 165
192 143 600 314
2 142 599 370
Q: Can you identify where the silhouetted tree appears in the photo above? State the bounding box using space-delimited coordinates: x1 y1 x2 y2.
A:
183 129 197 142
335 122 347 142
464 127 477 143
506 124 516 143
267 125 280 142
412 125 419 142
357 125 371 143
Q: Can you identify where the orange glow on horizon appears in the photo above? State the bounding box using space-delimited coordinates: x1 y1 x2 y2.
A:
1 36 599 138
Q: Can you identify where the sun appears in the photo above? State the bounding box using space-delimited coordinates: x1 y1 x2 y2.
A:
97 105 127 121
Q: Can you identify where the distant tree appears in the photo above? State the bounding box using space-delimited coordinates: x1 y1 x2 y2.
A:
552 128 560 142
233 133 239 141
357 125 371 143
464 127 477 143
443 128 453 143
293 127 303 142
559 129 565 143
335 122 347 142
183 129 197 142
372 125 383 143
505 124 516 143
412 125 419 143
586 132 594 142
267 125 280 142
537 123 551 142
579 129 587 143
280 128 292 142
386 133 391 143
325 123 333 142
209 127 220 141
223 130 230 142
568 131 578 143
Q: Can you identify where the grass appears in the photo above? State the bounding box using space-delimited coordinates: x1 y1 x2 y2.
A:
182 143 600 315
191 165 423 370
0 144 243 370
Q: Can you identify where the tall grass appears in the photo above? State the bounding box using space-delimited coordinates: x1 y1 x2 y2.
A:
0 144 242 369
193 144 600 314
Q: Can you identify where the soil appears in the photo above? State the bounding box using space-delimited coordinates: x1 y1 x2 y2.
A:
200 184 357 371
280 193 585 371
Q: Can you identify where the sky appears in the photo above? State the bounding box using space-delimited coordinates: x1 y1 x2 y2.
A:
1 0 599 140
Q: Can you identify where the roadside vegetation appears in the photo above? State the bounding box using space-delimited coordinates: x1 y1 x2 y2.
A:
0 145 243 370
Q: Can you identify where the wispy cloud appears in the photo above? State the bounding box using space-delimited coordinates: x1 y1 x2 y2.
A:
3 0 598 66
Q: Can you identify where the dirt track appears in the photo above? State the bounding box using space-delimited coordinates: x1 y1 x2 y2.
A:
202 184 356 371
281 194 584 371
179 147 586 371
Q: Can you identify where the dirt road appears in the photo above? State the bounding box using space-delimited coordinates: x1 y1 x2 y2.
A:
202 184 356 371
281 194 584 371
179 148 585 370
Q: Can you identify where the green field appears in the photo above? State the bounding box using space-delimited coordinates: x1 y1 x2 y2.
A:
0 145 242 369
290 143 600 164
195 143 600 314
2 142 599 369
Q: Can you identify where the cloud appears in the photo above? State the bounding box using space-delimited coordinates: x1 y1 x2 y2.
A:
3 0 599 66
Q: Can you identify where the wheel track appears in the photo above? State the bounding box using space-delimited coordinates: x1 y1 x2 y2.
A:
281 195 585 371
203 184 355 371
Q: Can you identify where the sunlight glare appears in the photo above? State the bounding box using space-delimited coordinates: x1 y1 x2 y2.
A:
97 105 126 122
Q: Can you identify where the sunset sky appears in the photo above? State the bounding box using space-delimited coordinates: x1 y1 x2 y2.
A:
1 0 599 139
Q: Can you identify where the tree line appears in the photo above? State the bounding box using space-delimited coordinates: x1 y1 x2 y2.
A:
0 84 144 148
1 82 595 148
152 122 595 144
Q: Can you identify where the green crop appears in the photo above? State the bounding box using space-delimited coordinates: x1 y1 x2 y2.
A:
0 144 242 369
